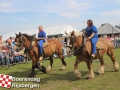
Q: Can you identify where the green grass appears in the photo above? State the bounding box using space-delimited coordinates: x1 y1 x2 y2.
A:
0 48 120 90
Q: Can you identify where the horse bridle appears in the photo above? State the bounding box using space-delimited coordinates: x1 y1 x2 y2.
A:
72 35 86 55
16 35 25 48
16 34 36 53
67 32 86 55
24 35 36 54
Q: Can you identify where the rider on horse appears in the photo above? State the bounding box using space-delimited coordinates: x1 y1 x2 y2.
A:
36 25 46 61
86 19 98 58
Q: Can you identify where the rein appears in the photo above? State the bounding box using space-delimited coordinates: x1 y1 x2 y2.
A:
72 35 86 55
16 34 36 54
24 35 36 54
16 35 24 47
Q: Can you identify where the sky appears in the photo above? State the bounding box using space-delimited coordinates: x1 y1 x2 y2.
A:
0 0 120 35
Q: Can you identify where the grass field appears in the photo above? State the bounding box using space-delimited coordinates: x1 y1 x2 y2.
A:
0 48 120 90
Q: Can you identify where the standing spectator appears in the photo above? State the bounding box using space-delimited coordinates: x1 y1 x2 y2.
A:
0 47 6 66
5 39 14 64
100 35 103 38
118 34 120 47
106 36 111 41
103 34 107 39
0 36 4 49
5 46 12 66
7 37 12 44
11 37 15 46
111 35 115 47
61 37 67 57
9 37 13 42
115 35 119 48
61 38 65 55
7 38 14 56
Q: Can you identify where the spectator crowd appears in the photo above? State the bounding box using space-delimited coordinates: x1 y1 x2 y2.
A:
100 34 120 48
0 36 27 67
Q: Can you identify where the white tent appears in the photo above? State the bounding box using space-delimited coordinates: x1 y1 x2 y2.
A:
2 25 79 40
98 23 120 35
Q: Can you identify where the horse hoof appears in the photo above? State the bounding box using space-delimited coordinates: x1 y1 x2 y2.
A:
41 66 46 73
28 74 34 78
98 73 104 75
46 69 50 73
46 65 51 73
87 75 94 79
77 77 81 79
62 65 66 70
115 70 119 72
87 77 92 80
98 71 104 75
76 75 81 79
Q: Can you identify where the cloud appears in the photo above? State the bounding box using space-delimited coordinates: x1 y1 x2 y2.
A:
39 13 48 17
0 2 17 13
0 16 27 21
69 1 90 8
17 18 27 21
118 0 120 3
59 1 91 18
84 11 95 15
100 9 120 16
60 12 79 19
0 0 91 19
0 2 22 13
0 2 11 8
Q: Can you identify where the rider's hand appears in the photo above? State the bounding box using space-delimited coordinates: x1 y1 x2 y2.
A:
86 37 90 41
88 37 91 40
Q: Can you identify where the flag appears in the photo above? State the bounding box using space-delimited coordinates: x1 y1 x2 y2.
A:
0 74 12 88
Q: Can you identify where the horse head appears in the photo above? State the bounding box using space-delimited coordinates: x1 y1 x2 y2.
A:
15 32 36 49
65 30 86 55
65 31 74 55
15 32 25 48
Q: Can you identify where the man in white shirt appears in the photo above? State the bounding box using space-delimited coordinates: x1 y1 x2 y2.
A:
0 47 5 66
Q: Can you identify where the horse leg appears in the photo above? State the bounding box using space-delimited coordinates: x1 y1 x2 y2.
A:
46 56 53 72
107 49 119 71
36 61 46 73
74 58 81 79
98 56 104 75
86 60 94 79
28 60 36 77
58 54 66 70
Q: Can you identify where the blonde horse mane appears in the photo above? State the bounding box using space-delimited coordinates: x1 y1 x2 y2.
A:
71 31 83 37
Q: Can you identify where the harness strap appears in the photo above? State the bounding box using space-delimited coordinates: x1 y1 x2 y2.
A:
24 36 36 54
33 50 39 60
73 35 86 55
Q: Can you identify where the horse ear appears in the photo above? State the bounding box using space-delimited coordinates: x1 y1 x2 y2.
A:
80 32 83 36
71 30 74 36
15 33 17 36
65 31 68 35
19 32 21 35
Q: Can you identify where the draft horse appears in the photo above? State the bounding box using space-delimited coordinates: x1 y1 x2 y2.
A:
15 32 66 77
65 31 119 79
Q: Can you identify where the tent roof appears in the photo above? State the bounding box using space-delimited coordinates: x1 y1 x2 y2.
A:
98 23 120 35
2 25 79 40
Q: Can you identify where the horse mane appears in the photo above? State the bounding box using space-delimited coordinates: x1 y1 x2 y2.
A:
22 34 34 41
74 31 83 37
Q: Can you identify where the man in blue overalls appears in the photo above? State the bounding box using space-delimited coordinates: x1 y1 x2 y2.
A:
86 20 98 58
36 25 46 61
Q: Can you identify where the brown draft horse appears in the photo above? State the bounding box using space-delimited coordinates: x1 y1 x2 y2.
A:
15 32 66 77
65 31 119 79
